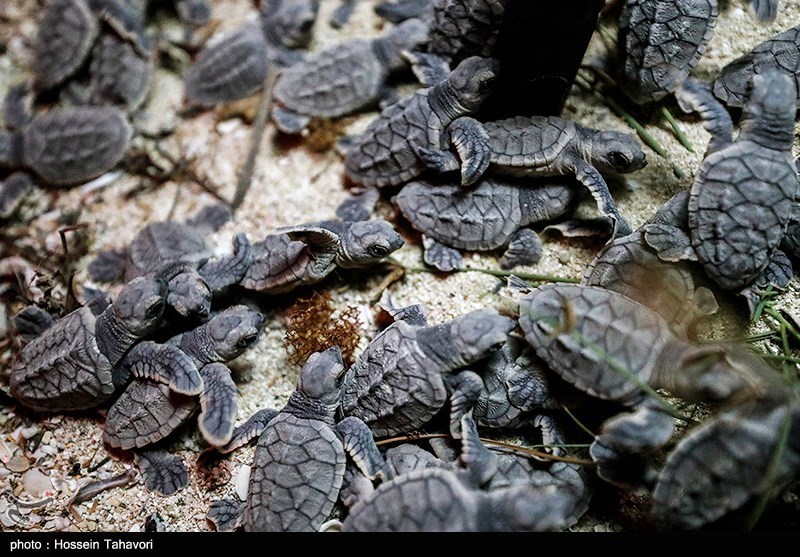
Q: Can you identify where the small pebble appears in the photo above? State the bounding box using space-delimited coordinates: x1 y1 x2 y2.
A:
41 431 52 445
6 454 30 473
107 497 120 507
19 425 40 440
558 252 572 265
0 439 15 463
86 520 98 531
22 468 53 497
235 464 251 500
54 517 71 531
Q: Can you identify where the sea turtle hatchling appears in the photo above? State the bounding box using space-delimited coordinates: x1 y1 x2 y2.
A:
452 115 647 237
714 24 800 109
340 306 515 438
617 0 718 104
340 415 575 532
88 204 252 318
0 173 35 220
9 277 167 412
518 283 772 486
206 346 388 532
102 305 265 451
342 55 499 188
393 176 577 271
0 99 132 186
270 18 429 134
647 71 797 293
238 217 403 294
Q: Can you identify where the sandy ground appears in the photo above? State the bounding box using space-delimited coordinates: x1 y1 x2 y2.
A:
1 0 800 532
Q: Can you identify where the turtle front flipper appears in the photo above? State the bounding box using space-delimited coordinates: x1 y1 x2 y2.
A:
118 340 203 395
749 0 778 21
404 51 451 87
208 498 246 531
186 203 231 234
423 235 463 271
198 233 252 295
0 131 21 169
278 225 340 280
445 370 484 439
3 84 35 129
500 229 542 270
675 78 733 157
589 398 675 488
335 416 389 481
335 187 379 222
134 449 189 496
177 0 211 28
219 408 280 454
88 248 129 283
271 106 311 135
573 160 632 237
197 363 238 447
330 0 357 28
642 223 698 263
457 415 497 488
375 0 432 23
447 116 492 186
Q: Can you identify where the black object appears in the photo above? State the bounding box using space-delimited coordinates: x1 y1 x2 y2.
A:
481 0 604 118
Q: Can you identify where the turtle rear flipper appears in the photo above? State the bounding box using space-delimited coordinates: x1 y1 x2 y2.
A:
335 187 379 222
208 498 246 531
186 202 231 233
643 224 697 263
13 306 57 344
219 408 280 454
500 229 542 270
89 248 129 283
271 106 311 134
198 363 238 447
135 449 189 496
119 341 203 395
740 249 793 318
403 51 451 87
423 235 463 271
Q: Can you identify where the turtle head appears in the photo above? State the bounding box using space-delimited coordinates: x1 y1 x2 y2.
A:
448 56 499 112
111 276 168 337
337 220 404 268
448 309 515 366
263 0 319 49
296 346 345 405
166 270 212 319
203 305 265 361
740 71 797 149
589 131 648 175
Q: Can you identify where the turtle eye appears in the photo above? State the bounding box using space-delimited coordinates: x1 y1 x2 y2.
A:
608 151 630 168
367 245 389 258
480 73 496 91
237 333 259 349
146 301 164 319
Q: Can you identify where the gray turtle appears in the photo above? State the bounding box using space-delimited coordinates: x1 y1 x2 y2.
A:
206 346 388 532
341 307 515 438
617 0 718 104
340 415 575 532
270 18 430 134
87 28 153 113
375 0 435 23
460 115 647 237
184 0 318 107
9 276 167 412
342 55 499 188
393 176 576 271
0 103 131 186
714 24 800 109
583 191 719 336
518 283 772 486
89 204 251 318
747 0 779 21
0 173 35 220
649 72 797 293
239 218 403 294
174 0 211 28
652 386 800 530
102 305 265 450
426 0 507 65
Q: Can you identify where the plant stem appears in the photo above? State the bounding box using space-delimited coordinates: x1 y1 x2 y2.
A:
661 107 695 153
563 406 596 439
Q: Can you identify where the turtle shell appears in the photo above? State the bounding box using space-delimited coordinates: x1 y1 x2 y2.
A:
129 221 211 276
688 143 796 291
89 31 153 112
342 468 478 531
243 413 345 532
518 283 675 404
9 307 114 412
427 0 507 64
274 39 385 118
618 0 718 104
340 321 447 437
33 0 100 89
22 106 132 186
714 25 800 108
184 21 269 106
395 178 574 251
485 116 578 175
102 380 196 450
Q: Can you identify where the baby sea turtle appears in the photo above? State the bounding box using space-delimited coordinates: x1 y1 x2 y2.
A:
207 347 388 532
340 415 574 532
714 24 800 109
0 102 132 186
184 0 318 107
651 71 797 292
87 29 153 113
270 18 429 134
342 55 499 188
103 305 265 450
89 204 251 318
617 0 718 104
393 176 576 271
748 0 779 21
0 173 35 220
239 218 403 294
9 277 167 412
340 307 515 438
518 283 769 486
375 0 434 23
468 115 647 236
426 0 507 64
